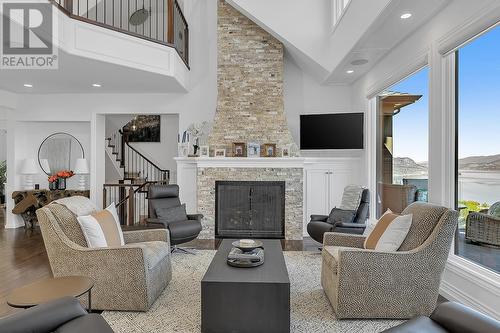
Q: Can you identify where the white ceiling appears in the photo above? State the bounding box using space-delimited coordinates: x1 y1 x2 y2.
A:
325 0 450 84
0 48 187 94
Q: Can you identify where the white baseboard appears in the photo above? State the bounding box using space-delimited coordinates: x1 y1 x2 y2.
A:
440 255 500 321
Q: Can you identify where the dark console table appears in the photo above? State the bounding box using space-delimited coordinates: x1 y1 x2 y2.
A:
201 239 290 333
12 190 90 228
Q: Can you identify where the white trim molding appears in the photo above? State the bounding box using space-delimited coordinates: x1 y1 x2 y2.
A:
437 2 500 55
441 256 500 320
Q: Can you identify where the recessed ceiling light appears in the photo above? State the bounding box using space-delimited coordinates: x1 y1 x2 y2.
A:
23 84 33 88
346 70 354 74
92 83 102 87
400 13 412 19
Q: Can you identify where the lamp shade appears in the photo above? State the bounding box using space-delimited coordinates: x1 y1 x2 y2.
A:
74 158 89 174
20 158 39 175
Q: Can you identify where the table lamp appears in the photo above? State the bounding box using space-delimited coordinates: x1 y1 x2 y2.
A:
20 158 39 190
74 158 89 190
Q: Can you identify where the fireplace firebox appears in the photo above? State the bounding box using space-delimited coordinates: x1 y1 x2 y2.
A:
215 181 285 239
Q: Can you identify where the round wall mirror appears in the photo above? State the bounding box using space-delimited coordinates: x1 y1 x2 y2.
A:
38 133 84 176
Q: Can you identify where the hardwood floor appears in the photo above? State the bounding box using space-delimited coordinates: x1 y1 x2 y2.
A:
0 206 450 319
0 207 52 318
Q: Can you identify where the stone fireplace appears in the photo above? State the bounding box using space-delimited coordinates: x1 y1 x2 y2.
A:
215 181 285 239
197 164 303 241
177 1 304 244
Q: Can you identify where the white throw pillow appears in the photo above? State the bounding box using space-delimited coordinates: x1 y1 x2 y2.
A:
54 196 97 216
77 203 124 248
364 209 412 251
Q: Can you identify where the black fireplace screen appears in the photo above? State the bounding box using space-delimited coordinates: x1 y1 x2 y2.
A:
215 181 285 239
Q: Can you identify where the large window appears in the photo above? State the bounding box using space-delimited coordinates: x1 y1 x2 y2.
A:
376 68 429 217
455 26 500 273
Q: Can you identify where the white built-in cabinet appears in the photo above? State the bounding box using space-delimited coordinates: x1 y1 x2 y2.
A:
303 158 362 236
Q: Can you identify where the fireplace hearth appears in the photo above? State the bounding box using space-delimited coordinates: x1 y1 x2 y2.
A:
215 181 285 239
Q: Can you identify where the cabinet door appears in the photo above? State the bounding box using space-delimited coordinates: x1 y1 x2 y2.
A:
305 169 331 234
328 168 353 210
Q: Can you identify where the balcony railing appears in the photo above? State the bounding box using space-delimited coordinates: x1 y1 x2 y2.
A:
51 0 189 67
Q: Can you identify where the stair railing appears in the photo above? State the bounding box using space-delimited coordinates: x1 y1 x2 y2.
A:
50 0 189 67
103 180 167 225
119 129 170 183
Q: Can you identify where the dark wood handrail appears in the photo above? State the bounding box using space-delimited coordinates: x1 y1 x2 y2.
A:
49 0 189 68
119 129 170 174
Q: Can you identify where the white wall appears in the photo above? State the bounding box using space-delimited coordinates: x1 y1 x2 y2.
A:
14 121 91 189
0 123 6 162
284 52 352 145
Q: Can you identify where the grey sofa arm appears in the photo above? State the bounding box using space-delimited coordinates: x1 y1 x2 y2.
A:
187 213 203 221
323 232 366 248
310 214 329 222
335 222 366 229
0 297 87 333
431 301 500 333
123 229 169 244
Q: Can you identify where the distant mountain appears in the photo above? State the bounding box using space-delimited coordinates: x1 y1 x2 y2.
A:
458 154 500 171
393 157 427 176
393 154 500 174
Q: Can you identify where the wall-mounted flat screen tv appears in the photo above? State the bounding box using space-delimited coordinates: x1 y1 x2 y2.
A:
300 113 364 150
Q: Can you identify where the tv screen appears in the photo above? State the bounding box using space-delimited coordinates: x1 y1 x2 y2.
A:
300 113 364 150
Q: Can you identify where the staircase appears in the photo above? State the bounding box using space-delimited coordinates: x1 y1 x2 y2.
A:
104 129 170 225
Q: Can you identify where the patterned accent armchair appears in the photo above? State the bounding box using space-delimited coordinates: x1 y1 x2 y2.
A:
321 202 458 319
36 203 172 311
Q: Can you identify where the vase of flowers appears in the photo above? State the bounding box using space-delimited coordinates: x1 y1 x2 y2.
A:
56 170 74 190
48 175 58 191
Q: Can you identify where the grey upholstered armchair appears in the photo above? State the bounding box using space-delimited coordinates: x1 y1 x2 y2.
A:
36 203 172 311
146 184 202 253
307 188 370 243
321 202 458 319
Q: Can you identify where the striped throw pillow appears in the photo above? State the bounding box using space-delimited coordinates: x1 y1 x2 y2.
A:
77 203 125 248
364 209 412 251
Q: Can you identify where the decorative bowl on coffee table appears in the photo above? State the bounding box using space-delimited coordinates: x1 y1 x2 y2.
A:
231 239 263 252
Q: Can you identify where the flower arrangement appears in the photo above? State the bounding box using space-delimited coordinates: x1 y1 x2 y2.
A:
56 170 74 179
48 170 74 190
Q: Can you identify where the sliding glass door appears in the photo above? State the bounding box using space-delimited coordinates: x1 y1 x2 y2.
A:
455 26 500 273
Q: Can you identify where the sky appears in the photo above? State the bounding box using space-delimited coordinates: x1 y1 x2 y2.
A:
388 25 500 162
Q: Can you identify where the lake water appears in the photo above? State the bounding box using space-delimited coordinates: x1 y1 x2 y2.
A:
458 171 500 205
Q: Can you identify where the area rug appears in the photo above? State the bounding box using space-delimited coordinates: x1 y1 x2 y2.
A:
102 251 402 332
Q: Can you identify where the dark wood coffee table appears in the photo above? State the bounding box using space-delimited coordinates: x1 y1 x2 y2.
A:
7 276 94 311
201 239 290 333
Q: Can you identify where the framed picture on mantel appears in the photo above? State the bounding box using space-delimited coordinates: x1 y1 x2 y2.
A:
262 143 276 157
233 142 246 157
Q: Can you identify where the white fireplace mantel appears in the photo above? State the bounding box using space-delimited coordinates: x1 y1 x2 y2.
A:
174 157 306 168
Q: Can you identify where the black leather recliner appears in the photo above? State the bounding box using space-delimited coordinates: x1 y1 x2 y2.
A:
307 188 370 244
382 301 500 333
0 297 113 333
146 184 202 252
